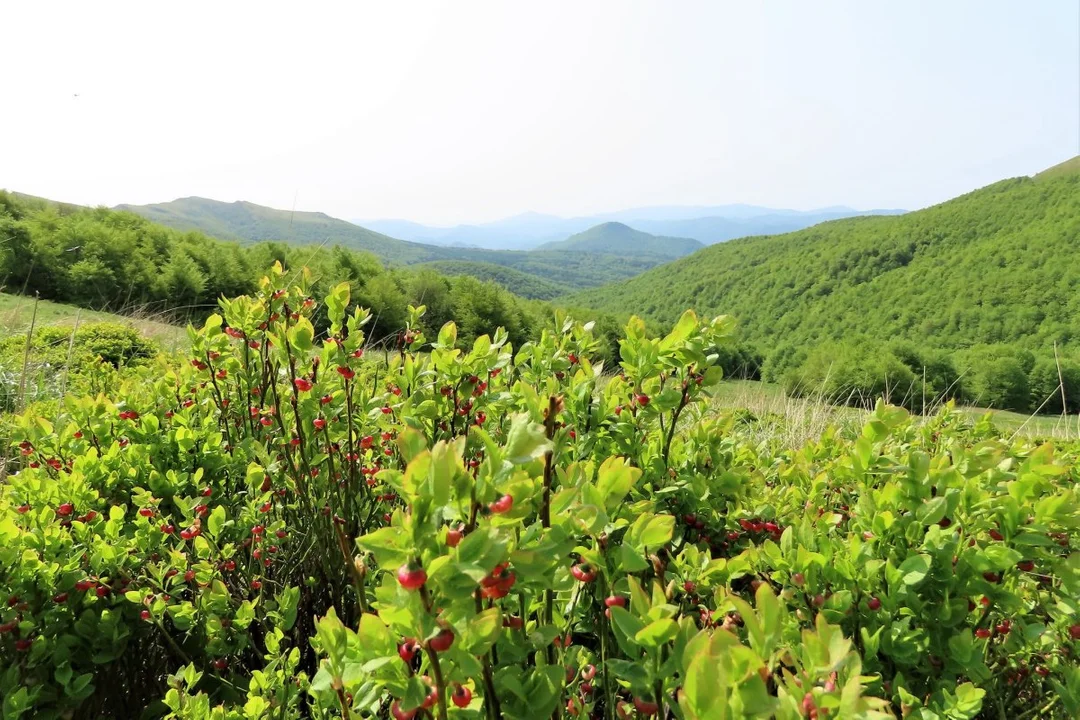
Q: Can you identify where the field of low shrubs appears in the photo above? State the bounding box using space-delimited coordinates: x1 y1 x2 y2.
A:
2 264 1079 719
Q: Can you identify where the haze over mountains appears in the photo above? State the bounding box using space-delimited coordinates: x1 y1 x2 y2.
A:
115 197 707 298
360 205 906 250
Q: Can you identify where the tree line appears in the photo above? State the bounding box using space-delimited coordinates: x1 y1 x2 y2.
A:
0 191 624 362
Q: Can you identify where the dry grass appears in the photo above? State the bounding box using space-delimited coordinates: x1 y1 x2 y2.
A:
709 380 868 448
711 379 1080 446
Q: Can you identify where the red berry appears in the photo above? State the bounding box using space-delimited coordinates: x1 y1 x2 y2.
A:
15 638 32 652
791 572 805 586
213 658 228 670
451 683 472 708
16 504 29 514
633 697 659 716
604 595 627 608
294 378 313 392
397 563 427 591
489 494 513 514
1068 624 1080 640
141 609 151 620
1017 560 1035 572
571 563 597 583
867 597 881 611
429 628 455 652
391 701 416 720
635 393 650 407
57 502 74 517
313 418 326 430
989 529 1004 541
975 628 992 639
446 527 463 547
53 592 68 603
399 638 420 663
139 507 154 518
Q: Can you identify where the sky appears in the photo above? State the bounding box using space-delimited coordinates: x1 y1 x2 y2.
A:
2 1 1078 226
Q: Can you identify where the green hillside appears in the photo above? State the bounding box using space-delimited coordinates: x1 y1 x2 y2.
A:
117 197 677 292
566 157 1080 412
536 221 702 258
414 260 574 300
116 197 428 263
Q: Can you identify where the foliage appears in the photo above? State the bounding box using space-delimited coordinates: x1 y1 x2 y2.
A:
0 323 155 414
2 268 1079 719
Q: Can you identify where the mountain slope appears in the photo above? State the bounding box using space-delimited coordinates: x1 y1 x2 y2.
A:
413 261 573 300
536 222 702 258
117 197 430 263
565 158 1080 355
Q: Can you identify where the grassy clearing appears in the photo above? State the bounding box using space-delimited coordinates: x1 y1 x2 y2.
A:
0 292 188 351
710 379 1080 444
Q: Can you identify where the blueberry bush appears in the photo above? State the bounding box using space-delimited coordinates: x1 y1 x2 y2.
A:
2 263 1079 719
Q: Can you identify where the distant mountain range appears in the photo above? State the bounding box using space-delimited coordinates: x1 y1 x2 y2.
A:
115 198 703 298
359 205 905 250
115 196 903 301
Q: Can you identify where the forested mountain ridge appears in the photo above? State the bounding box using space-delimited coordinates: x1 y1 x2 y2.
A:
115 197 429 263
567 159 1080 351
535 222 702 258
564 157 1080 413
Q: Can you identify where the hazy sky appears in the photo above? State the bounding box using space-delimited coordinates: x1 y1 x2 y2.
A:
3 1 1078 225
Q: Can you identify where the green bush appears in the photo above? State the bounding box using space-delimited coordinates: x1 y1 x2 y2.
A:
3 271 1079 719
0 323 156 413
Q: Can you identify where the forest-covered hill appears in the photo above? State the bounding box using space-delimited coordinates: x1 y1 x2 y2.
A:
566 157 1080 413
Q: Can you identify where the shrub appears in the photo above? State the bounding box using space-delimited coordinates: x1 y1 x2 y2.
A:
2 267 1079 719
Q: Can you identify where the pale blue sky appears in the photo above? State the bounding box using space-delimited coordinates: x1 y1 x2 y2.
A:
2 0 1077 224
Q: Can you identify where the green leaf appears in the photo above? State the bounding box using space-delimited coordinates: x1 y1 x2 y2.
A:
626 513 675 551
207 505 226 537
437 321 457 348
916 497 948 526
463 608 503 654
898 554 932 586
635 618 678 648
287 317 315 352
504 415 550 464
